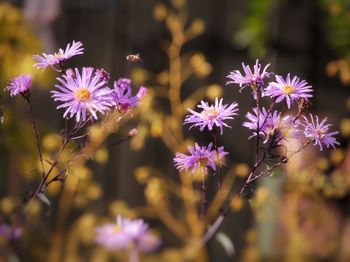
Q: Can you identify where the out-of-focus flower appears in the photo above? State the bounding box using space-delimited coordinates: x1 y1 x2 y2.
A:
174 143 228 174
184 98 238 135
33 40 84 70
136 87 148 99
243 107 299 144
265 74 313 108
0 224 22 241
226 59 271 94
95 216 161 252
128 128 138 137
301 114 340 150
4 74 32 97
113 78 147 110
95 68 110 84
242 107 271 138
51 67 115 122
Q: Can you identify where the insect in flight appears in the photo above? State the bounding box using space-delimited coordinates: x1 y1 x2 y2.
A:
126 53 143 63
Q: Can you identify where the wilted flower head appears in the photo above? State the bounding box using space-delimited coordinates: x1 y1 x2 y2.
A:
51 67 115 122
301 114 339 150
174 143 228 175
265 74 313 108
33 40 84 71
243 107 299 144
95 215 161 252
4 74 32 97
95 68 110 84
184 98 238 135
113 78 147 110
226 59 271 94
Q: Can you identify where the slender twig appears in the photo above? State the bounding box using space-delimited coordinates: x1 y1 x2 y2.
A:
128 248 139 262
211 128 222 189
240 132 277 195
200 173 207 219
200 206 230 245
106 135 132 149
247 140 312 184
22 95 46 177
255 90 261 164
26 122 77 204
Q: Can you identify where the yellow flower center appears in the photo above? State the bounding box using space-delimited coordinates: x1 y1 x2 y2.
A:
316 129 325 138
75 88 91 102
203 108 218 120
283 85 295 95
113 225 122 233
197 157 209 167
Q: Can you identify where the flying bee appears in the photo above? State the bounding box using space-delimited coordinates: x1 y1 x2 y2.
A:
126 53 142 63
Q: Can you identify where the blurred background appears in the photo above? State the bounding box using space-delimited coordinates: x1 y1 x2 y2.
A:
0 0 349 261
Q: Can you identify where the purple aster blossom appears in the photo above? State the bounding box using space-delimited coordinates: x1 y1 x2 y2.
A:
33 40 84 71
243 107 273 139
243 107 299 144
95 215 161 252
0 224 22 241
51 67 115 122
265 74 313 108
113 78 147 110
226 59 271 96
276 115 301 143
4 74 32 97
184 98 238 135
301 114 340 150
174 143 228 175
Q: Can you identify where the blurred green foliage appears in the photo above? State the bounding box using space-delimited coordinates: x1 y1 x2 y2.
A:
233 0 277 58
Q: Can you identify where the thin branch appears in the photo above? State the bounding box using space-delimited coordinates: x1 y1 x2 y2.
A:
23 95 45 177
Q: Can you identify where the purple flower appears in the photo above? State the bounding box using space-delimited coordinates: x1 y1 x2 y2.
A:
51 67 115 122
4 74 32 97
184 98 239 135
174 143 228 175
0 224 22 241
226 59 271 95
113 78 147 110
265 74 313 108
243 107 299 144
301 114 339 150
243 107 274 139
95 216 161 252
33 40 84 70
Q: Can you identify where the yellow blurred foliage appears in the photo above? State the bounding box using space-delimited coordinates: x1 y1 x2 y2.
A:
43 134 62 152
153 3 168 22
206 84 223 101
94 148 109 164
